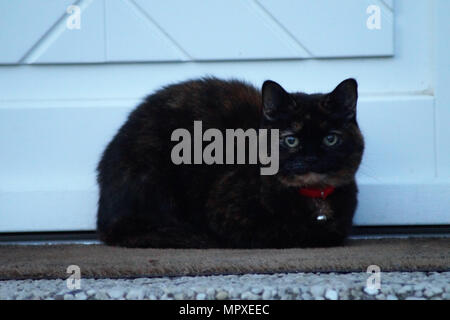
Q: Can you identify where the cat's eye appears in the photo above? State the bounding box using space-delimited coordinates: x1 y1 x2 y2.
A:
284 136 300 148
323 133 341 147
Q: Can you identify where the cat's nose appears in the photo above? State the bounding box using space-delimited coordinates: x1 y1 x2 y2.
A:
303 156 318 163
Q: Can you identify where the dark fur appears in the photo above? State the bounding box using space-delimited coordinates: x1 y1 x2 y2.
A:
97 77 364 248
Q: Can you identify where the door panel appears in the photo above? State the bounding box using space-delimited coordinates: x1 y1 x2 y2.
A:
0 0 449 232
256 0 394 57
0 0 394 63
0 0 74 63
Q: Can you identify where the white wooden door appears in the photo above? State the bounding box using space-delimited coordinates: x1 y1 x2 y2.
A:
0 0 448 232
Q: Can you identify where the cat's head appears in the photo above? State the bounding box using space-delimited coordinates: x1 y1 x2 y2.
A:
261 79 364 188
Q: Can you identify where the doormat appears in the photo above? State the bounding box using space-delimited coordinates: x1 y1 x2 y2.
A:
0 238 448 280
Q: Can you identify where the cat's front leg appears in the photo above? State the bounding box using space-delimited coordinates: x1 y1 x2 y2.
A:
205 170 277 248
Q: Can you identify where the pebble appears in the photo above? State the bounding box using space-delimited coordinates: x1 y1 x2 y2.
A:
173 293 185 300
325 289 338 300
126 288 145 300
262 288 272 300
206 288 216 297
301 293 312 300
381 287 393 295
63 294 74 300
414 283 426 291
86 289 96 297
397 285 413 295
216 291 228 300
310 285 325 298
424 287 443 298
74 292 87 300
364 287 379 295
405 297 426 300
228 288 240 299
108 288 125 299
251 287 263 295
94 291 109 300
241 292 259 300
196 293 206 300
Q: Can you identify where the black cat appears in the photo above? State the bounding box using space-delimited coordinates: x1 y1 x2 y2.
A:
97 77 364 248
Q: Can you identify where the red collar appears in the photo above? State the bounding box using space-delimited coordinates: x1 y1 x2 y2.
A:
298 186 335 199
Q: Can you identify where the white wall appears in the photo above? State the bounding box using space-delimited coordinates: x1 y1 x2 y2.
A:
0 0 449 232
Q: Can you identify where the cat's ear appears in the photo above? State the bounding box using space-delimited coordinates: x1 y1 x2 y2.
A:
327 78 358 120
262 80 296 121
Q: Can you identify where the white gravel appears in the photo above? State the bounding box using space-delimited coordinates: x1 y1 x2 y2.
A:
1 272 449 300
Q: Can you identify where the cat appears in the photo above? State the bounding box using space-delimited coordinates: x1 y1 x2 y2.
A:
96 77 364 248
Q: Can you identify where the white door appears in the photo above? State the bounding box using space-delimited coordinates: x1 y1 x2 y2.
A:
0 0 449 232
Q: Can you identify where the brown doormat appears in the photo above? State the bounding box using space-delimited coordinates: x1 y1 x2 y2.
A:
0 238 449 280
